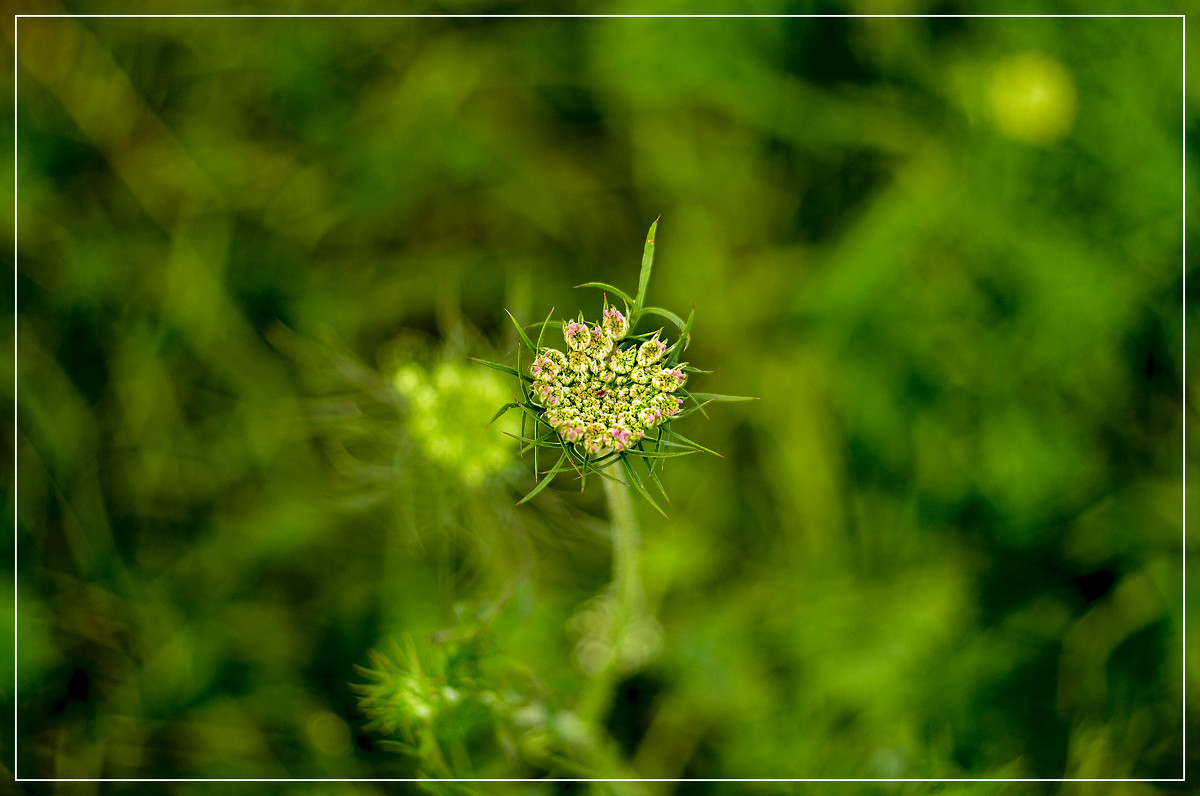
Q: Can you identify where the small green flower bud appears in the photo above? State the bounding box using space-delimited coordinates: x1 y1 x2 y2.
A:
540 347 568 371
590 325 613 360
558 415 585 442
609 423 635 451
637 335 667 366
532 381 566 408
612 347 637 374
602 304 629 339
583 424 609 456
564 320 590 352
637 405 662 427
530 355 557 382
652 367 687 393
568 352 591 378
651 392 683 419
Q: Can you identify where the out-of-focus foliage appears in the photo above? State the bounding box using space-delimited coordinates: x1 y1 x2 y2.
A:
7 4 1190 791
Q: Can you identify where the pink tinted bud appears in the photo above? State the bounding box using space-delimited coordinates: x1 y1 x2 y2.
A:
653 367 686 393
603 306 629 339
637 336 668 366
590 325 613 358
565 321 590 352
610 426 632 448
638 406 660 427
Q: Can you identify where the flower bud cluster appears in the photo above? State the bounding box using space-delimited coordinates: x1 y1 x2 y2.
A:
353 644 463 739
529 305 686 456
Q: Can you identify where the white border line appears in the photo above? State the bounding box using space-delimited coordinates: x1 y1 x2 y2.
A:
4 782 1195 787
7 13 1190 18
2 13 1190 17
10 8 17 787
9 10 1185 782
1181 11 1188 785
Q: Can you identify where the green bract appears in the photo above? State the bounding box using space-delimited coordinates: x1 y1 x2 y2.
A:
471 219 755 514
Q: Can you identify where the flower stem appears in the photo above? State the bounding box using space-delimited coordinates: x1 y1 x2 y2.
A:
577 471 642 724
605 472 641 616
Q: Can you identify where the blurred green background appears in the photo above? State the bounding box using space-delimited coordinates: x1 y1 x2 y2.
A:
6 5 1193 792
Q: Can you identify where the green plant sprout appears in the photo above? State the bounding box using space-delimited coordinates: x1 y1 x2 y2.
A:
471 218 754 516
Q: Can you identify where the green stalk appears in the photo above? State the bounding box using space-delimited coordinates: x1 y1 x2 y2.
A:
605 473 641 617
577 470 642 724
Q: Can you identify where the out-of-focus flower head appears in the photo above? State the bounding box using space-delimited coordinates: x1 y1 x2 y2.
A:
393 361 515 487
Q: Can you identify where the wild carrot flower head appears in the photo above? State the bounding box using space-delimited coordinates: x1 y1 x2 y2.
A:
527 316 686 459
472 219 755 513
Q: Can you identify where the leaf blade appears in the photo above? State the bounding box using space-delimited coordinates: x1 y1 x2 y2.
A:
505 309 537 353
686 392 759 402
575 282 635 305
534 306 556 350
633 217 658 317
639 306 686 332
663 429 723 458
487 402 521 426
468 357 531 382
668 305 695 365
516 452 568 505
621 456 668 518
